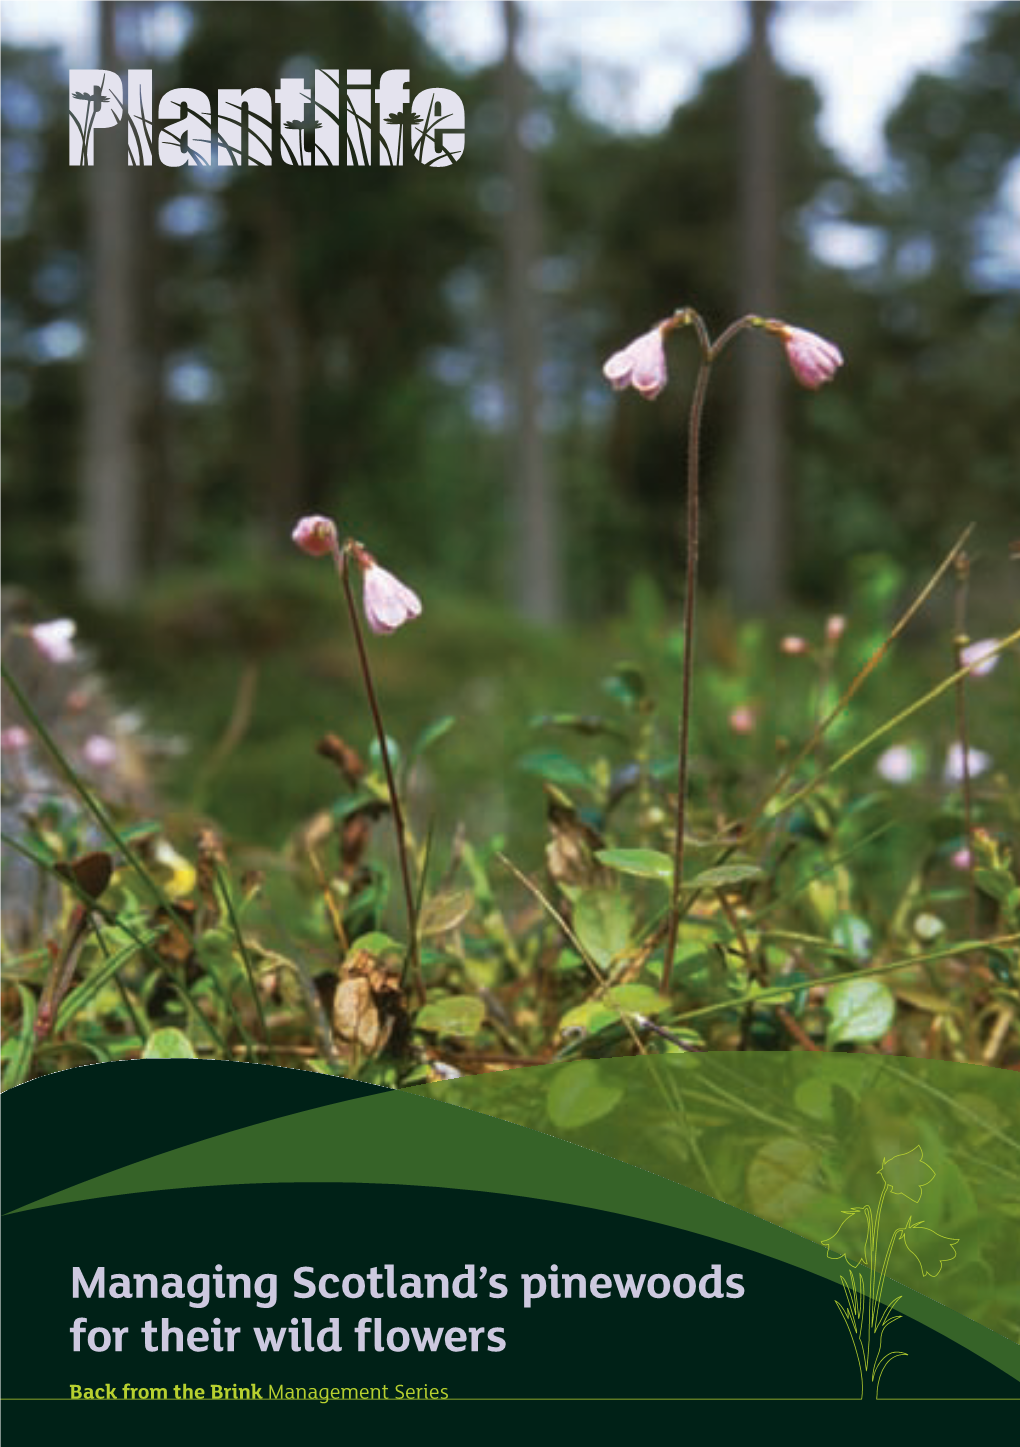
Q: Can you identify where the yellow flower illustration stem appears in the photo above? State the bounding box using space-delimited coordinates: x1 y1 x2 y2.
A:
874 1223 905 1323
868 1182 892 1355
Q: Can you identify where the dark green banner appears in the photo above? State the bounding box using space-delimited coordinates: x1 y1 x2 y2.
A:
2 1056 1018 1439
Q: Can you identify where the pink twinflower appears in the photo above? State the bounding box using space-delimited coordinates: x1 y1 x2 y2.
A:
291 514 339 558
959 638 1000 678
602 324 669 401
780 326 843 390
876 744 920 785
944 743 992 783
83 734 117 770
728 704 758 736
780 635 809 656
30 618 77 664
825 614 846 644
1 726 31 752
360 561 423 635
950 846 972 872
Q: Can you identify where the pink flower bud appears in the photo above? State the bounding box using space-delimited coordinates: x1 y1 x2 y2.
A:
83 734 117 770
780 635 809 656
780 326 843 390
825 614 846 644
291 514 338 558
728 704 757 736
602 324 669 401
361 562 423 635
959 638 999 678
950 846 972 872
30 618 77 664
1 726 30 752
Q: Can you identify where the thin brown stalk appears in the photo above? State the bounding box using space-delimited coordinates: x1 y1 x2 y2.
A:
745 522 975 834
951 552 977 942
337 558 423 1006
661 311 760 996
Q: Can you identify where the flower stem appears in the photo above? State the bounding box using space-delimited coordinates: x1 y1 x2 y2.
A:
661 312 760 996
662 353 710 996
952 552 977 945
337 553 423 1006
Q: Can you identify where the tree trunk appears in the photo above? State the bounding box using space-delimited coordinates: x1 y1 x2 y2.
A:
726 0 785 614
81 0 141 600
502 1 560 623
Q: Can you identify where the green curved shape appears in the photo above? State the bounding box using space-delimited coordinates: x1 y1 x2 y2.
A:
9 1076 1019 1384
414 1052 1020 1367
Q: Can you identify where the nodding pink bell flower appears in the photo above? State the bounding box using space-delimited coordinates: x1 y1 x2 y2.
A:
83 734 117 770
944 742 992 783
30 618 77 664
825 614 847 644
360 561 423 635
1 726 31 752
728 704 758 736
602 324 670 400
780 635 809 656
959 638 1000 678
876 744 920 784
291 514 339 558
780 326 843 390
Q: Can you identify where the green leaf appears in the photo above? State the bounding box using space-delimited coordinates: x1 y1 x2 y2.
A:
559 984 662 1035
573 889 633 970
827 978 895 1046
974 868 1016 906
368 735 402 774
747 1138 826 1224
411 715 456 759
55 931 157 1034
142 1028 196 1060
418 889 474 937
604 983 663 1015
416 994 486 1037
518 749 592 794
595 848 673 884
688 863 766 890
546 1061 623 1131
2 985 37 1089
602 663 646 708
832 912 873 963
530 712 626 740
350 931 404 958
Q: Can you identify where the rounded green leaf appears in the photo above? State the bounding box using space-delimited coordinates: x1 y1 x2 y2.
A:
832 912 873 963
747 1137 826 1224
142 1028 196 1060
416 994 486 1038
573 889 633 970
595 848 674 884
826 977 895 1046
518 749 592 793
546 1061 623 1131
418 889 474 937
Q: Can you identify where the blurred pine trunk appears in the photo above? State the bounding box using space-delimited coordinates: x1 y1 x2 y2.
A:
502 0 561 623
726 0 785 614
81 0 142 600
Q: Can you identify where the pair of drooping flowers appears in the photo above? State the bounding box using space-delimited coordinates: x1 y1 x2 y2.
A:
603 313 843 399
292 515 422 634
293 314 841 617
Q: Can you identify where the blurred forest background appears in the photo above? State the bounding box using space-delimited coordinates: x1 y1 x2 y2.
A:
2 0 1018 845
